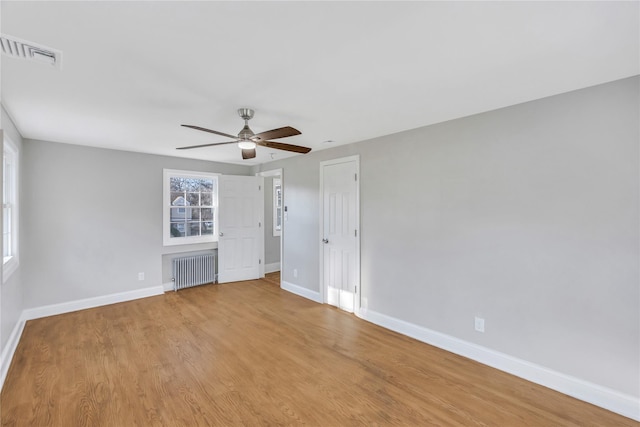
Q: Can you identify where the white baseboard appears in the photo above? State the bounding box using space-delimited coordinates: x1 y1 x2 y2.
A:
264 262 280 274
358 308 639 421
281 280 322 303
163 282 174 292
0 318 26 391
21 285 165 321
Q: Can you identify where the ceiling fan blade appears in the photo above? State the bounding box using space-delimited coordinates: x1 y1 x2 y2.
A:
242 148 256 159
181 124 238 139
176 140 238 150
252 126 301 141
257 140 311 154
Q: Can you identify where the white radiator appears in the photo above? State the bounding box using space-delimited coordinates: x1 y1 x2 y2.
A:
172 253 216 291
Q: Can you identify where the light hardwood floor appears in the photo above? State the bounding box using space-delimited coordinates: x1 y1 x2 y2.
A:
263 271 280 286
1 279 636 426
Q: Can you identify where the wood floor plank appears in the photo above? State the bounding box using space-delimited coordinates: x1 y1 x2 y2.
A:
1 279 636 426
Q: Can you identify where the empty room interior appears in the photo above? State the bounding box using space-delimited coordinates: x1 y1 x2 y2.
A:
0 1 638 425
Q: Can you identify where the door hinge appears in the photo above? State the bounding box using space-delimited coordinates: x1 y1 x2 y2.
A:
259 259 262 264
355 286 357 293
355 173 358 181
355 229 357 237
259 185 261 190
259 221 261 228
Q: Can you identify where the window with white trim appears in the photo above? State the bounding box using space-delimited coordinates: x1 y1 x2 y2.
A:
273 178 282 237
3 138 19 281
163 169 218 246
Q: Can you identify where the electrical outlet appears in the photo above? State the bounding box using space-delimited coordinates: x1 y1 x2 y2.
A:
293 269 298 278
138 272 145 281
474 316 485 333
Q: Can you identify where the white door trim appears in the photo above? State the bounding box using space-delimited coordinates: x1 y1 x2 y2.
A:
256 168 283 280
319 155 360 314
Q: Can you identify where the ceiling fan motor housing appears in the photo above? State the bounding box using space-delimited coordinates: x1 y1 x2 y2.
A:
238 123 255 140
237 108 255 140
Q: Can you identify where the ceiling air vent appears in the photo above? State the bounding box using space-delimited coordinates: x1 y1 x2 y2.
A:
0 34 62 69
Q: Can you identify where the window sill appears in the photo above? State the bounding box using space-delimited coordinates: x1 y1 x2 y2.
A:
163 236 218 247
162 241 218 255
3 256 19 283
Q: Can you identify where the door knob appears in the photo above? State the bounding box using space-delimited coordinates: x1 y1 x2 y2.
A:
219 232 224 237
322 238 329 244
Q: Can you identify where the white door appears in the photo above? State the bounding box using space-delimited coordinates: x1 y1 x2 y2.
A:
321 156 359 313
218 175 263 283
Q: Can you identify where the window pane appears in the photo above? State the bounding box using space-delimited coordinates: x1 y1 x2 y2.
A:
170 222 185 238
185 178 201 192
186 222 201 237
276 208 282 231
3 206 10 257
2 143 17 264
275 185 282 207
202 222 214 235
201 208 214 221
273 179 282 235
3 162 11 204
3 206 9 231
199 179 214 192
201 192 213 206
190 208 201 221
170 207 188 223
2 207 13 258
170 177 187 192
186 192 200 207
170 192 184 205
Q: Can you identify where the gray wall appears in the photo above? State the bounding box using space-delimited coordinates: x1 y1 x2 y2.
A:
263 176 281 266
0 107 24 352
22 140 251 308
255 76 640 397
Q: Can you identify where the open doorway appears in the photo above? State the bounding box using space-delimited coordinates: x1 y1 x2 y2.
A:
257 169 282 286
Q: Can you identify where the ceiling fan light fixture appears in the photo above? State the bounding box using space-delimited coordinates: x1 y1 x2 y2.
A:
238 140 257 150
179 108 310 159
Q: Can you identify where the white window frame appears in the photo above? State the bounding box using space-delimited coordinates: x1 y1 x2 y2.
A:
273 177 282 237
3 137 19 282
163 169 219 246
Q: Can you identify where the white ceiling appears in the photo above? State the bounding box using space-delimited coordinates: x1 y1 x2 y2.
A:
1 1 638 165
